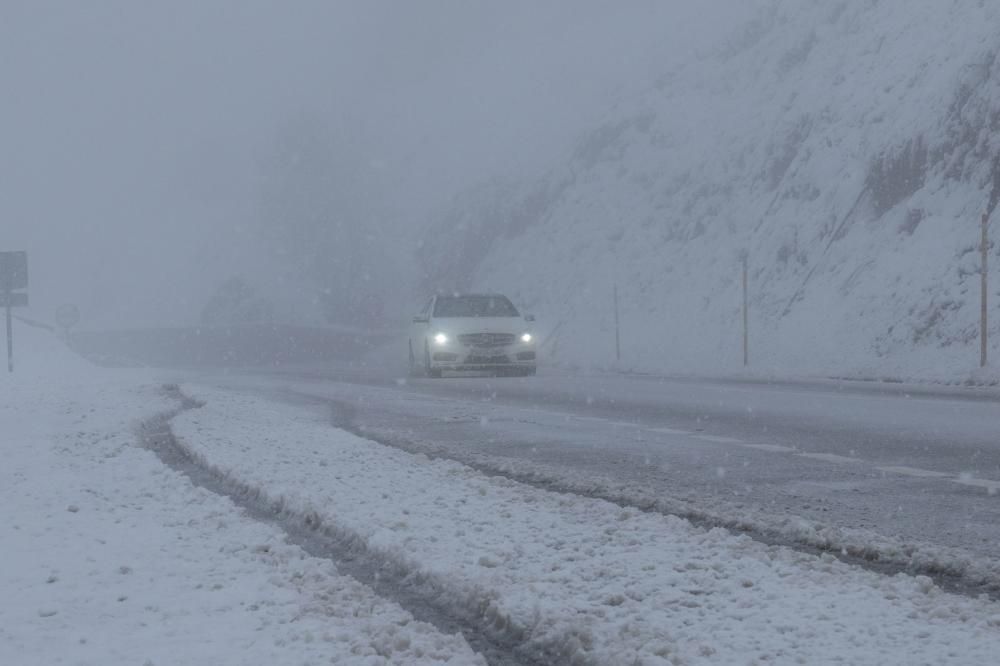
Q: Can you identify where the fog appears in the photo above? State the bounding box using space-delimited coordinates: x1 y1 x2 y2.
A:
8 7 1000 661
2 1 755 329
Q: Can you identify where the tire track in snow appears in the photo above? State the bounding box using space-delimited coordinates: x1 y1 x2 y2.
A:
318 394 1000 602
137 386 558 666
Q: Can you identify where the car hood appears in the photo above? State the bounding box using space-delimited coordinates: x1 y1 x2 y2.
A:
430 317 529 336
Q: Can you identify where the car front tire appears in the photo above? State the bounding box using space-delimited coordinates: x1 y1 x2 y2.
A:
408 341 421 377
424 342 442 378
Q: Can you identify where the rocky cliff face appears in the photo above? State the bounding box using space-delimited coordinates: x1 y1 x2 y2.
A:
421 0 1000 379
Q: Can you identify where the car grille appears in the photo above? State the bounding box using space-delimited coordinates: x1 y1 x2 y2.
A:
465 354 510 365
458 333 516 348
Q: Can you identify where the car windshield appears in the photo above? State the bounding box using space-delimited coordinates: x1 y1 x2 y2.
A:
433 295 520 318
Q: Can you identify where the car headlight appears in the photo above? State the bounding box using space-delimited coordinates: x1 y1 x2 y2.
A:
520 333 533 343
433 333 449 345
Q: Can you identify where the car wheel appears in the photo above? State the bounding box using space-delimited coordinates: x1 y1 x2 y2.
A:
424 342 442 378
408 341 420 377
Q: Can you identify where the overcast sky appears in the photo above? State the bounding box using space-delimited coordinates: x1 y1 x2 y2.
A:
1 1 757 327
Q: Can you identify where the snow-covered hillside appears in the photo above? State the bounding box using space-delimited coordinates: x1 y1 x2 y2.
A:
421 0 1000 380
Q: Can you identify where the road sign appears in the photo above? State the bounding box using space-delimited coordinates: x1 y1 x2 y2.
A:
0 293 28 308
56 304 80 329
0 251 28 291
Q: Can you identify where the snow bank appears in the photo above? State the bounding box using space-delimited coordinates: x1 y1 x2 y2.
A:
0 326 483 665
175 385 1000 665
0 319 93 378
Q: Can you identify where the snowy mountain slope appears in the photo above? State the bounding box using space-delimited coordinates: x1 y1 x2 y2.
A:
421 0 1000 379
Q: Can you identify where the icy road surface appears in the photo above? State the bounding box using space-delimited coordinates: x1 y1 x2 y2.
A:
206 365 1000 592
173 381 1000 664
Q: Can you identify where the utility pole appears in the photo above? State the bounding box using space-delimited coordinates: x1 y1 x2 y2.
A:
613 282 621 364
982 213 990 368
742 253 749 368
5 289 11 373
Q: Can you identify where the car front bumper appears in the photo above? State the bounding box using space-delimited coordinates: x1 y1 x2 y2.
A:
431 347 536 371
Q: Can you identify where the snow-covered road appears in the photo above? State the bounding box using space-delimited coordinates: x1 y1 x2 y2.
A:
1 331 484 665
205 366 1000 592
170 381 1000 664
11 324 1000 663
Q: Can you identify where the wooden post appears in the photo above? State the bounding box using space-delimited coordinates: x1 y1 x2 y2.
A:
613 283 621 363
982 213 990 368
4 288 12 374
742 254 749 368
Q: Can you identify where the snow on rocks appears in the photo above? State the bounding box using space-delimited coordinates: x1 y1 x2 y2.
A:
0 325 484 665
429 0 1000 382
175 384 1000 665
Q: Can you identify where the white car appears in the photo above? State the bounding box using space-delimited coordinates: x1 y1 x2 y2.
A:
409 294 536 377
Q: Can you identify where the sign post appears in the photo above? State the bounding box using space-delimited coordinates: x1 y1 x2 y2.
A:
0 251 29 373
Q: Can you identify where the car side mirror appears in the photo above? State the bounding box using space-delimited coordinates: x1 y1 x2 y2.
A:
524 314 535 322
413 315 429 324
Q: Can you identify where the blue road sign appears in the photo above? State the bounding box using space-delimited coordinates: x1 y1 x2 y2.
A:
0 251 28 291
0 293 27 307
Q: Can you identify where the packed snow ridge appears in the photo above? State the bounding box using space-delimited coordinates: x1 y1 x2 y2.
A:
421 0 1000 382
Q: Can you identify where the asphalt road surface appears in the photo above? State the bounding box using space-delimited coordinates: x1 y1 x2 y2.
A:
190 362 1000 586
